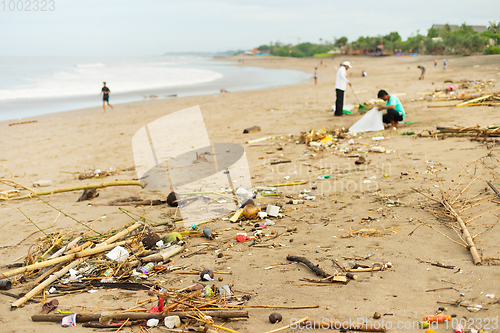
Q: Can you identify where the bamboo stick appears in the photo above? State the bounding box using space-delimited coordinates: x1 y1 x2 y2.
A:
98 222 142 246
0 240 132 279
455 95 492 107
0 180 141 201
12 258 84 308
64 241 92 255
443 201 481 264
48 236 82 259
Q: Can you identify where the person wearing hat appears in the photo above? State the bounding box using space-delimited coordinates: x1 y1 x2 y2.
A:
377 89 405 130
334 61 351 117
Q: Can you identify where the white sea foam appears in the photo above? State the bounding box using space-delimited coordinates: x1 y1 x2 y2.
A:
0 62 222 101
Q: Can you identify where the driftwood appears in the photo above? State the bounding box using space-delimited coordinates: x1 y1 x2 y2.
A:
12 258 84 308
286 255 331 278
0 240 132 279
31 310 249 322
9 120 38 126
0 180 141 201
48 237 82 259
443 201 481 264
418 126 500 138
455 94 492 107
82 320 145 328
139 245 184 263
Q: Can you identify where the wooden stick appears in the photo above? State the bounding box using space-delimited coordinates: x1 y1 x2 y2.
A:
286 255 331 278
31 310 249 322
227 305 319 309
12 258 84 308
0 240 132 279
443 201 481 264
98 222 142 246
0 180 141 201
455 95 492 107
48 236 82 259
264 316 309 333
27 262 66 289
268 181 308 187
64 241 92 255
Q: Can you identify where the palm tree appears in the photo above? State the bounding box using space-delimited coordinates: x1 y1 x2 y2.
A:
488 21 500 34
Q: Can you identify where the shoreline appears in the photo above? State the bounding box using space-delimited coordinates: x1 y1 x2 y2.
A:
0 58 310 123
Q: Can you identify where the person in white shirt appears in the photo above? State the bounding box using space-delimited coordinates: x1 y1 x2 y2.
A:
334 61 352 117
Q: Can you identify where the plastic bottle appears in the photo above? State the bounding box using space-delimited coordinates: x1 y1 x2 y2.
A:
455 324 464 333
139 262 155 274
423 315 452 323
346 272 358 280
342 260 356 270
203 228 213 240
317 175 331 180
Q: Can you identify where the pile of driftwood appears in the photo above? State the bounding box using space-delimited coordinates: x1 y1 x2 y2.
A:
0 220 255 330
417 125 500 140
412 156 500 265
454 93 500 107
427 90 499 107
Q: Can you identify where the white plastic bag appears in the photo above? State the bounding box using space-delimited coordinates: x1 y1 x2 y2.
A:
349 107 384 133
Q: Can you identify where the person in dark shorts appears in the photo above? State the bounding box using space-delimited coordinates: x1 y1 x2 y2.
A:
377 90 405 130
314 67 318 85
100 82 114 113
417 65 425 80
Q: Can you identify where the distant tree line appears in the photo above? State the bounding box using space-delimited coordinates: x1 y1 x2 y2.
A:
255 22 500 57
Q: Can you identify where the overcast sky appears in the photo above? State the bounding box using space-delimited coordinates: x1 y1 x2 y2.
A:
0 0 498 56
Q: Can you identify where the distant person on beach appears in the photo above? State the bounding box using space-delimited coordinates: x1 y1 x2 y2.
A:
417 65 425 80
334 61 351 117
434 58 438 67
100 82 113 113
377 90 405 130
362 70 367 77
443 58 447 70
314 67 318 85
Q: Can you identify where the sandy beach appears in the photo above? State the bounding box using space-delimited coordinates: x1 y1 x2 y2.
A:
1 54 500 332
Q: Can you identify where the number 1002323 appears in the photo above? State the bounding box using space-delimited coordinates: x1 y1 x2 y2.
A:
2 0 55 11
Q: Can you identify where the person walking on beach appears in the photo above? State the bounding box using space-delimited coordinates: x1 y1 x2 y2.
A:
434 58 438 67
417 65 425 80
100 82 113 113
334 61 351 117
377 90 405 130
314 67 318 85
443 58 447 70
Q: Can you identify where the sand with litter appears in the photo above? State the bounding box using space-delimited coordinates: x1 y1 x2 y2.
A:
1 54 500 332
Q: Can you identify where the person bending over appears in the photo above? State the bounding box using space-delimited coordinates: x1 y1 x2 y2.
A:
377 90 405 130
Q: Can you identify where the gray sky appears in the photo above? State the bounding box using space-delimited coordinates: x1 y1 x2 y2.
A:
0 0 498 56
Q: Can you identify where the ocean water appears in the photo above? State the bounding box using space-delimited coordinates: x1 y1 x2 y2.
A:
0 56 311 121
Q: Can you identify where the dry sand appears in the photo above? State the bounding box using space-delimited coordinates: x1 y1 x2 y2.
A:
1 54 500 332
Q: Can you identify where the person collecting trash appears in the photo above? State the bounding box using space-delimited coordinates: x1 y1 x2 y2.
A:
376 90 405 130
